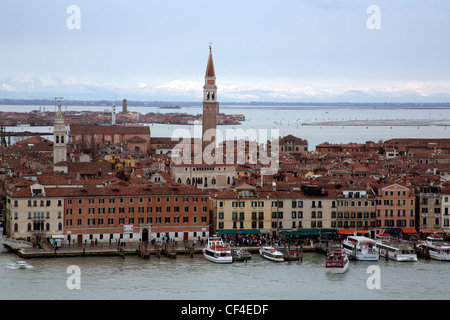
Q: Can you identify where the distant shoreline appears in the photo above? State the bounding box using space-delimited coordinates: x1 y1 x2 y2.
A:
1 99 450 109
302 119 450 127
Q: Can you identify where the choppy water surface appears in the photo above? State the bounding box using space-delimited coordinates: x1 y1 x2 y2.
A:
0 247 447 300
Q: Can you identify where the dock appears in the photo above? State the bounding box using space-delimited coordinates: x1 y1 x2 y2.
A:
1 237 319 259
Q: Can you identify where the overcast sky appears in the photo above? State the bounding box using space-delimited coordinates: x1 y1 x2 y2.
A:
1 0 450 102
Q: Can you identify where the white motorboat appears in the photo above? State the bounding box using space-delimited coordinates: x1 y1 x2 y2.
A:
259 246 284 262
343 236 379 261
233 247 252 261
325 249 349 273
375 234 417 262
420 234 450 261
202 235 233 263
14 261 33 269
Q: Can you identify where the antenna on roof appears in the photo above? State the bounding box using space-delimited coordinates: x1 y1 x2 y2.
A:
49 97 64 111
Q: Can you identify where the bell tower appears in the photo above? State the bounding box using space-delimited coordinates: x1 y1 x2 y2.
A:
53 103 67 168
202 44 219 152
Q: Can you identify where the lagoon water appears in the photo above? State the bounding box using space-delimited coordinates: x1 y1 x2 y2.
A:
3 104 450 148
0 245 448 300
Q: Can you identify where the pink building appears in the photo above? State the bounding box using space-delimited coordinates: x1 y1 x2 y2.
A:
376 183 416 233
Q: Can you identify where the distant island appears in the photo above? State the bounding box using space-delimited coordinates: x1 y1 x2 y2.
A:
1 98 450 108
0 108 245 127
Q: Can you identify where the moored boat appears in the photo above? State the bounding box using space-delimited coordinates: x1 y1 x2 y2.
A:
281 249 300 261
233 247 252 261
325 249 349 273
419 234 450 261
259 246 284 262
375 234 417 262
202 235 233 263
343 236 379 261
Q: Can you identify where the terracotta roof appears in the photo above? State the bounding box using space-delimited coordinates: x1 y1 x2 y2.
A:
126 136 148 143
69 125 150 135
67 161 112 174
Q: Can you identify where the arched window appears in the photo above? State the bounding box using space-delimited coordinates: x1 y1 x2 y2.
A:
56 136 59 143
14 223 18 232
58 222 62 231
27 223 32 231
46 223 50 231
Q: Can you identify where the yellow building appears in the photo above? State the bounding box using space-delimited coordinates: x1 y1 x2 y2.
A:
235 165 251 179
210 183 340 237
210 184 272 235
105 153 136 170
4 181 64 243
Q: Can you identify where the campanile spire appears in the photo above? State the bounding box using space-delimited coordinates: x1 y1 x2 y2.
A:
202 45 219 152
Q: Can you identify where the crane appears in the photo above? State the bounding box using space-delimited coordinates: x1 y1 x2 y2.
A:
29 96 64 111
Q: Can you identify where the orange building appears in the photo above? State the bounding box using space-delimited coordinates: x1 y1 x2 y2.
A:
376 183 416 233
62 182 209 244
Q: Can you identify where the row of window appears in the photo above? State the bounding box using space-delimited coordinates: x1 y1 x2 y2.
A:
226 200 334 208
383 191 409 196
380 199 414 206
66 205 208 215
12 212 63 219
66 216 207 226
12 222 63 232
24 200 62 207
218 219 379 230
67 197 207 205
379 209 415 217
218 211 378 220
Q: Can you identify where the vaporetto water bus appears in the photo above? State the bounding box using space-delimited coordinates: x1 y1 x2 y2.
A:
375 234 417 262
419 234 450 261
202 235 233 263
342 236 379 261
259 246 284 262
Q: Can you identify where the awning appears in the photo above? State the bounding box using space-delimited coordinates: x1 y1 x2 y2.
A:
319 229 339 235
401 228 418 234
338 229 369 235
217 229 261 235
217 229 238 235
420 229 443 234
238 229 261 234
384 228 402 234
281 229 320 236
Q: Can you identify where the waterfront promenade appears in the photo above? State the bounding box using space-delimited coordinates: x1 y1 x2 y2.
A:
3 239 318 259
